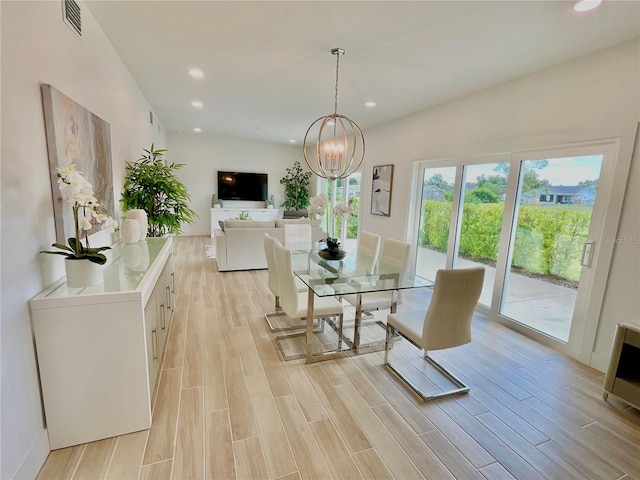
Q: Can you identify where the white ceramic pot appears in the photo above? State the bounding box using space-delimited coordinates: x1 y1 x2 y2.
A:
65 258 103 288
121 219 141 244
126 209 148 240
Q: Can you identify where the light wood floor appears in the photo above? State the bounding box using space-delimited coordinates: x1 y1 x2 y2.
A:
37 236 640 480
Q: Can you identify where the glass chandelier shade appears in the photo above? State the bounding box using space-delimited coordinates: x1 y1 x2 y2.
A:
303 48 365 181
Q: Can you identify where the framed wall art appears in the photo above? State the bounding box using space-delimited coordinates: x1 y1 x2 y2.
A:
41 84 115 243
371 164 394 216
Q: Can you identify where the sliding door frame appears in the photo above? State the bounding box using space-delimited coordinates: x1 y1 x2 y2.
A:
407 138 628 364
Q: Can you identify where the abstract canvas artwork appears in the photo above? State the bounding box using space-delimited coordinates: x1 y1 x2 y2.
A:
42 84 115 243
371 164 394 216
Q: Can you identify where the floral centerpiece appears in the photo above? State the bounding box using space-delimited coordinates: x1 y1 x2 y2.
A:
308 194 328 220
41 164 118 265
310 195 354 260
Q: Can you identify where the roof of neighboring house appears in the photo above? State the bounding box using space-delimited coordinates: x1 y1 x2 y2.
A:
423 185 445 193
546 185 596 195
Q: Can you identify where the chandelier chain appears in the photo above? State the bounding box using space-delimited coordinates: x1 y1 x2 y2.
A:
333 51 340 115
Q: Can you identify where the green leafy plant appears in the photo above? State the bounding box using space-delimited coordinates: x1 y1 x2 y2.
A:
322 237 342 254
280 161 311 210
233 211 252 220
121 144 197 237
40 165 118 265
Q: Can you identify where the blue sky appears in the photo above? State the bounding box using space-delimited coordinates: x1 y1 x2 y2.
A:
425 155 603 187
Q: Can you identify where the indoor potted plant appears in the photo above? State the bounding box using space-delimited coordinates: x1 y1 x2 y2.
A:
121 144 197 237
40 164 119 287
280 160 311 215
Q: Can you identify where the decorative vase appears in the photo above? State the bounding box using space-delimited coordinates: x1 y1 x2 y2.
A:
125 209 148 240
65 258 103 288
121 219 141 244
318 249 347 261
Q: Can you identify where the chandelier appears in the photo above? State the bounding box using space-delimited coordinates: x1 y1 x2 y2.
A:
303 48 365 181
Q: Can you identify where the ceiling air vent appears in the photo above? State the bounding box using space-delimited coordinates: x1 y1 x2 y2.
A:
63 0 82 37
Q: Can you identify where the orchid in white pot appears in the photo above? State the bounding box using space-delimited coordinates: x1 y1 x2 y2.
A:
41 164 119 265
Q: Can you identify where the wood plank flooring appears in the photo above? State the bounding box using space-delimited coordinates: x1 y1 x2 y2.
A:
36 236 640 480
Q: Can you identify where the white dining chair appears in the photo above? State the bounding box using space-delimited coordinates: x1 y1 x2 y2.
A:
263 233 307 332
283 223 312 250
273 241 344 361
384 266 485 401
356 231 381 274
344 237 411 313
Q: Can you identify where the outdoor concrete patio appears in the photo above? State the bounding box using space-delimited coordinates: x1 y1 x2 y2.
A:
415 247 577 341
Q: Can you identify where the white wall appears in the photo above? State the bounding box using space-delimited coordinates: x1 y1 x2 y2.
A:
0 1 165 478
166 133 302 235
359 39 640 371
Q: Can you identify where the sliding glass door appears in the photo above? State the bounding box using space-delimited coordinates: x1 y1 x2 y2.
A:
410 141 621 358
499 154 603 342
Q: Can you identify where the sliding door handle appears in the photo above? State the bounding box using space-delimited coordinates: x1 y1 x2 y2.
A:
581 241 595 267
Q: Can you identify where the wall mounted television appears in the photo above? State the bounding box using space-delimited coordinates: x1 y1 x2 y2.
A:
217 171 268 201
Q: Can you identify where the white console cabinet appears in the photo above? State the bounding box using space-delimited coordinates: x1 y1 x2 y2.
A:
30 237 175 449
210 207 280 237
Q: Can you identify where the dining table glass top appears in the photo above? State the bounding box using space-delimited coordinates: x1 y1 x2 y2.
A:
292 249 433 297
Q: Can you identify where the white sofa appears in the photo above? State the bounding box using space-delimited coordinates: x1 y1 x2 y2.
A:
214 219 324 271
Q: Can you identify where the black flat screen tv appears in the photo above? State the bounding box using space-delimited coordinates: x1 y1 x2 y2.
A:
217 171 268 201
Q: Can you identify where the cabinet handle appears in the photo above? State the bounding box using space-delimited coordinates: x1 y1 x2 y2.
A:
151 327 158 360
166 285 171 311
171 272 175 294
160 304 166 331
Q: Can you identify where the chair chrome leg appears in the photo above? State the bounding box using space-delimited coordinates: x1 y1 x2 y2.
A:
264 311 306 332
275 315 342 361
384 324 394 364
424 352 470 398
384 338 470 401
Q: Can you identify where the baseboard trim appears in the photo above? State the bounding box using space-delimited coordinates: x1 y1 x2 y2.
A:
14 429 49 480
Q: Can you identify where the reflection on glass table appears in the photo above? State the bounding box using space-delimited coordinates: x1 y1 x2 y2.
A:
292 249 433 362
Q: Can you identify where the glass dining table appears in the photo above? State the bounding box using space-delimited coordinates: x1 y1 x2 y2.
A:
292 249 433 363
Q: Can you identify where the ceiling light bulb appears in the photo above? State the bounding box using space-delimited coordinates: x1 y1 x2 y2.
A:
289 139 296 143
191 100 203 109
365 101 377 107
193 127 202 133
188 68 204 79
573 0 602 12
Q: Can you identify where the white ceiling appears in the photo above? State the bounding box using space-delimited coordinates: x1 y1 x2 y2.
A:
86 0 640 145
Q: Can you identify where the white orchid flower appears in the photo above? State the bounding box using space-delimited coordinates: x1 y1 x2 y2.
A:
79 215 93 231
102 218 119 233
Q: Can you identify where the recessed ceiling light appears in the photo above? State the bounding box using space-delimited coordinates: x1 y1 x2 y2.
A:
188 68 204 79
365 101 377 107
573 0 602 12
289 139 296 143
326 120 335 126
193 127 202 133
191 100 203 109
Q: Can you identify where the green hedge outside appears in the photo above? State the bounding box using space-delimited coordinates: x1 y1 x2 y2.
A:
420 201 591 282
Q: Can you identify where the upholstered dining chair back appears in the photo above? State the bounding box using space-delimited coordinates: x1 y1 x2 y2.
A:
273 241 300 317
379 238 410 272
422 267 485 350
283 223 312 250
263 233 279 297
357 231 381 273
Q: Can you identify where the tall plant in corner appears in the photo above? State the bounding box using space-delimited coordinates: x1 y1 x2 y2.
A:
121 144 197 237
280 160 311 211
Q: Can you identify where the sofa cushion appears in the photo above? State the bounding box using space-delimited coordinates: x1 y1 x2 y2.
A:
224 220 276 229
275 218 321 228
219 220 225 231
